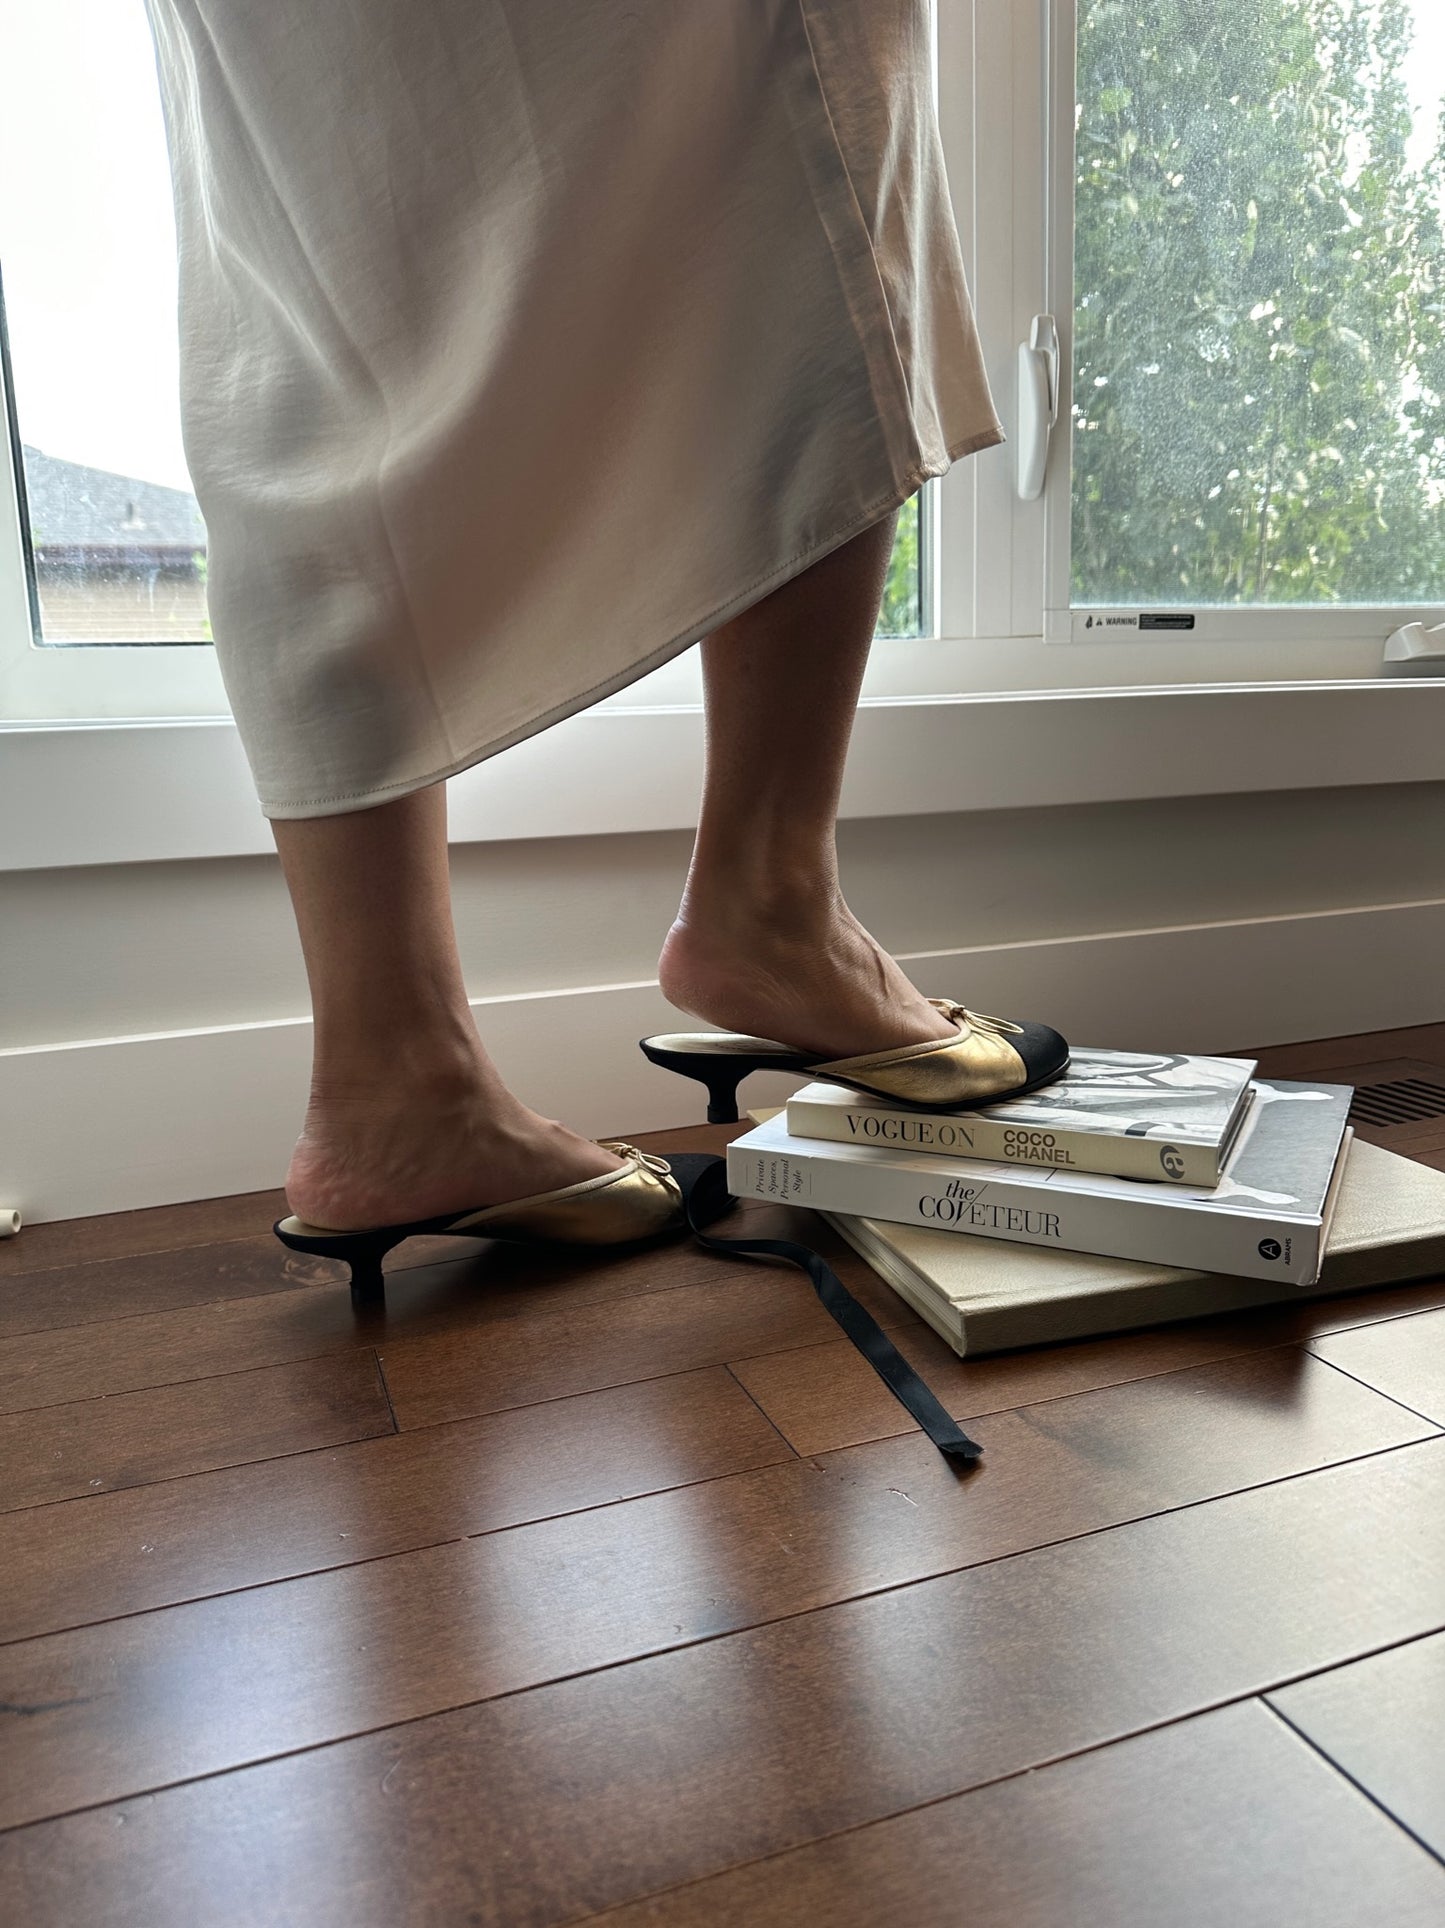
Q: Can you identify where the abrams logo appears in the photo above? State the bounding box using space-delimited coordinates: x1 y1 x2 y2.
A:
1257 1236 1292 1263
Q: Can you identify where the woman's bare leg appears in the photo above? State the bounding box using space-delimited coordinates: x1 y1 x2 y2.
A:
659 504 958 1059
276 503 951 1227
274 780 620 1231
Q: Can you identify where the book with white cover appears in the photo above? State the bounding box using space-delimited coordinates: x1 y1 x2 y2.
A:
727 1078 1353 1285
820 1132 1445 1356
785 1047 1256 1187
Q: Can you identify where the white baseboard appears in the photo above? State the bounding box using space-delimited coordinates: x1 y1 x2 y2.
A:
5 897 1442 1226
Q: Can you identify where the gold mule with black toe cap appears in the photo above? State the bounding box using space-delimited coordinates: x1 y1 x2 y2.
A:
640 999 1070 1123
272 1141 684 1302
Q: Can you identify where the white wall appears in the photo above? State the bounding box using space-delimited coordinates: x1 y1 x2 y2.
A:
5 779 1445 1050
3 777 1444 1225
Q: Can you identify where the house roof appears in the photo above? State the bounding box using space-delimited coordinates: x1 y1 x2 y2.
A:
21 444 206 550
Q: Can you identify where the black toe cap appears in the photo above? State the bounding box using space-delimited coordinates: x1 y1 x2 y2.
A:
1012 1019 1070 1086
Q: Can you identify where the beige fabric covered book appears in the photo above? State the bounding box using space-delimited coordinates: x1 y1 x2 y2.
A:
815 1137 1445 1357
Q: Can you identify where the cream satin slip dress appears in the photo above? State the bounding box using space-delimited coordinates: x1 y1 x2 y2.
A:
141 0 1004 819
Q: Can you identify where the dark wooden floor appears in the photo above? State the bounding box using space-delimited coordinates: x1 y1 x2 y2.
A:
3 1024 1445 1925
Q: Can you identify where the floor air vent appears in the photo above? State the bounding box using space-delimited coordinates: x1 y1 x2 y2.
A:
1348 1077 1445 1129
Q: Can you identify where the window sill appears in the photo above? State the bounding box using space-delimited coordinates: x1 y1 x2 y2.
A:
3 678 1444 872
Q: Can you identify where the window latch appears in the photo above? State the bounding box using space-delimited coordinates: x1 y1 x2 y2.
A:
1384 621 1445 662
1016 315 1060 502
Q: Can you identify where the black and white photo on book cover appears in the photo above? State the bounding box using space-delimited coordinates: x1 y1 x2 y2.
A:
963 1047 1256 1145
1042 1077 1348 1219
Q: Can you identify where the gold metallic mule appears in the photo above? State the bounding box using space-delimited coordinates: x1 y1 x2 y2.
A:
640 999 1070 1123
273 1140 685 1301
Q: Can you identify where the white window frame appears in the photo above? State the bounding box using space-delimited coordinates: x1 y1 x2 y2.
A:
962 0 1445 680
2 0 1443 875
0 351 233 724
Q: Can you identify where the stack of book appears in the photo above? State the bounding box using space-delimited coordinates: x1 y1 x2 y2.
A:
724 1047 1445 1356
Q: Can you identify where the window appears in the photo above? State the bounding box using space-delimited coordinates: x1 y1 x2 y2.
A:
0 3 234 720
5 1 1441 738
0 2 933 724
947 0 1445 684
1 2 210 654
1068 0 1445 636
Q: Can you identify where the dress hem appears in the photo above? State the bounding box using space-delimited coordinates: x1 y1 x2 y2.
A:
257 423 1006 819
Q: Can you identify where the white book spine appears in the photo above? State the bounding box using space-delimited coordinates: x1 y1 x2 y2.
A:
784 1095 1221 1186
727 1140 1324 1285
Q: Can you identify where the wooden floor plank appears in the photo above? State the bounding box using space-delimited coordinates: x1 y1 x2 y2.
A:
0 1270 433 1415
1308 1305 1445 1426
5 1441 1445 1922
0 1188 289 1278
0 1200 911 1419
731 1282 1445 1457
0 1200 781 1346
596 1701 1445 1928
371 1247 912 1433
1270 1629 1445 1863
0 1223 645 1342
0 1368 792 1645
0 1349 1429 1830
0 1349 394 1513
0 1236 341 1341
1243 1023 1445 1078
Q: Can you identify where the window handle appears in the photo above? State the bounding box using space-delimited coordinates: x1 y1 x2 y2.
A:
1016 314 1060 502
1384 622 1445 662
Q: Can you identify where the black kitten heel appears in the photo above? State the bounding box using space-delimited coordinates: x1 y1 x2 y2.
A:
273 1222 405 1304
637 1039 791 1123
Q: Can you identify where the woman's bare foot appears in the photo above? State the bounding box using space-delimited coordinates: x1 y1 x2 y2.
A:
283 1061 624 1231
657 885 959 1061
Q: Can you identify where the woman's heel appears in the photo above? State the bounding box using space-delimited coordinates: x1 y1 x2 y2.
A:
273 1222 403 1306
638 1041 750 1124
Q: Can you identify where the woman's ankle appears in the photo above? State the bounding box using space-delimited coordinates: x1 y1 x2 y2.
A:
671 852 841 933
303 1033 496 1116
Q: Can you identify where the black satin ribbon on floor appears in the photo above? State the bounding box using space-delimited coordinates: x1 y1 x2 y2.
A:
672 1154 982 1467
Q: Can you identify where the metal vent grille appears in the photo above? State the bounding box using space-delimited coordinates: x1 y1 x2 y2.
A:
1349 1078 1445 1129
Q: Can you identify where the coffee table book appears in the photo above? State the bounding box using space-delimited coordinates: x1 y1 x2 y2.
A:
726 1079 1353 1285
818 1135 1445 1357
785 1047 1256 1186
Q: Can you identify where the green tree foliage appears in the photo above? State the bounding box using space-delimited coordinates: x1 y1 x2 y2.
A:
879 489 922 634
1073 0 1445 603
